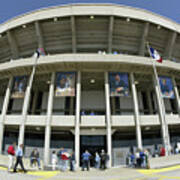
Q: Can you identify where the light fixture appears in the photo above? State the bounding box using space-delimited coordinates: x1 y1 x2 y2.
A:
90 15 94 19
134 81 139 85
157 25 161 30
22 24 26 28
126 17 130 22
35 127 40 131
145 126 150 131
54 17 58 22
90 79 95 83
46 80 51 84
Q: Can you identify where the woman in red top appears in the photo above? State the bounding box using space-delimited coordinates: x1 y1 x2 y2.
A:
160 146 166 156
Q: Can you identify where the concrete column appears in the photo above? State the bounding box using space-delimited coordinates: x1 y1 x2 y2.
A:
70 97 74 115
31 90 38 114
75 71 81 167
7 30 19 59
18 70 35 145
172 77 180 117
147 91 153 114
153 75 170 155
0 77 13 154
164 32 177 60
139 22 149 56
105 72 112 168
35 21 44 49
111 97 116 115
108 16 114 53
44 73 55 166
71 16 77 53
130 73 142 149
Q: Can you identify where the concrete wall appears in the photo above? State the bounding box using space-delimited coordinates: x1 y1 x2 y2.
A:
12 98 23 114
119 96 133 115
0 96 3 112
81 91 105 110
112 139 136 166
41 92 48 115
53 97 65 115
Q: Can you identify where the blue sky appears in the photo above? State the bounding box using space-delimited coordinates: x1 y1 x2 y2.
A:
0 0 179 24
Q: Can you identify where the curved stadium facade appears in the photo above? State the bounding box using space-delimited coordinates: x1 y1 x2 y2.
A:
0 4 180 167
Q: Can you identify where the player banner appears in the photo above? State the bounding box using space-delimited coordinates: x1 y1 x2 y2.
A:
55 72 75 97
11 76 28 98
109 72 129 96
159 76 175 99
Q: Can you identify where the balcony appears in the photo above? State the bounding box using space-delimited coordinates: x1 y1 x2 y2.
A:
51 115 75 126
81 115 106 127
111 115 134 126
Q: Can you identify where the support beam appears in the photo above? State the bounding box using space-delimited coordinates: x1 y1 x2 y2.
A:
130 73 142 149
105 72 112 168
0 77 13 154
31 90 39 114
70 97 74 115
71 16 77 53
44 73 55 166
75 71 81 167
172 77 180 117
108 16 114 54
7 30 19 59
111 97 116 115
147 91 153 114
164 32 177 60
35 21 45 49
139 22 149 56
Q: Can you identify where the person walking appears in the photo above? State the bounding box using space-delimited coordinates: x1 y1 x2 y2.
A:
94 152 100 169
61 149 70 172
30 148 41 169
70 151 76 171
51 151 57 171
7 142 16 172
100 149 108 170
57 147 63 171
82 150 91 171
13 144 27 173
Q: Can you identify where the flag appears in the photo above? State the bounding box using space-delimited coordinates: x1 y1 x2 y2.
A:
34 48 45 59
149 47 163 63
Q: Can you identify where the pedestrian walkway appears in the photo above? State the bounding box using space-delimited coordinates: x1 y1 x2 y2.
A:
1 165 180 180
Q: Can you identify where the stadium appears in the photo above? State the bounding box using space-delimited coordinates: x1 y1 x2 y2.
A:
0 3 180 167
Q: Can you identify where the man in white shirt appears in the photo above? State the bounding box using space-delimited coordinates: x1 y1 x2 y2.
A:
13 144 27 173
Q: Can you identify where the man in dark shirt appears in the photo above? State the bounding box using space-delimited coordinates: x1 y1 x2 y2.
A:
30 148 41 169
111 74 128 96
81 150 91 171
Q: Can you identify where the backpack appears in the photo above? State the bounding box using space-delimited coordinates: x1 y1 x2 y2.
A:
7 145 15 155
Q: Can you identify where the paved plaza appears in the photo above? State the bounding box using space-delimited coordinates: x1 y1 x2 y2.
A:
1 166 180 180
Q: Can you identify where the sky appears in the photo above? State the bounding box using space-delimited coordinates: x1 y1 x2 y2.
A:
0 0 179 24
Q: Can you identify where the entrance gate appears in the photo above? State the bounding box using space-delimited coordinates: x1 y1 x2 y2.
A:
80 135 106 166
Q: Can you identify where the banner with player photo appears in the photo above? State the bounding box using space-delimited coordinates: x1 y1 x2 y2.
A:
159 76 175 99
109 72 129 96
55 72 76 97
11 76 28 98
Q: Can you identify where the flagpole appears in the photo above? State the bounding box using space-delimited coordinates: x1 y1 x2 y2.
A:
146 42 170 155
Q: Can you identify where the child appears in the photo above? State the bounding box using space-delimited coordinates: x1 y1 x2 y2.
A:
51 151 57 171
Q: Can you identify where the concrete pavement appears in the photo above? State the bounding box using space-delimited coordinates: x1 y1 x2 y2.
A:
1 166 180 180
